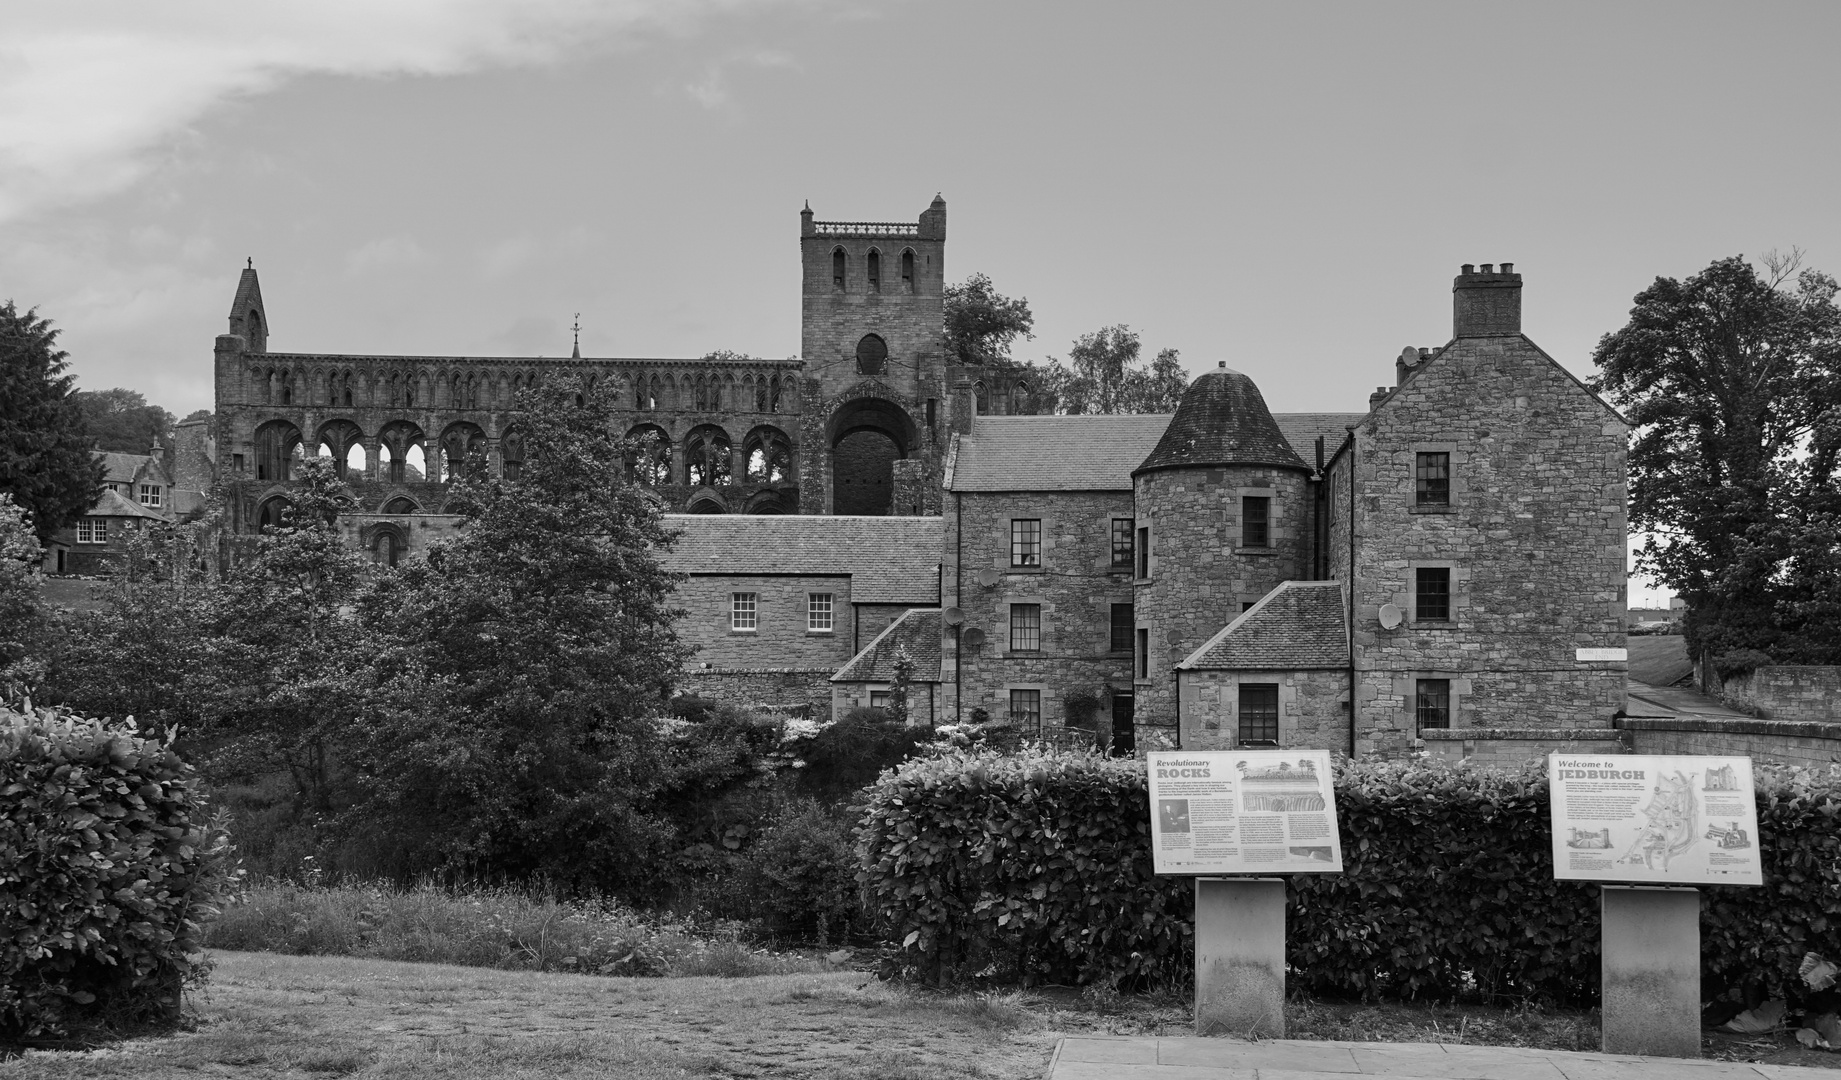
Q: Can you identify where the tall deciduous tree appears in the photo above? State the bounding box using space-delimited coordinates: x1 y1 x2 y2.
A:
349 382 690 890
1592 252 1841 665
0 494 47 696
73 388 175 454
0 303 100 542
942 273 1034 366
1037 325 1188 415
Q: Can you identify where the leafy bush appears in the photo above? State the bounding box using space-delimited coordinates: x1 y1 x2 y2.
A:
1 702 240 1042
732 801 860 945
796 708 925 804
858 749 1841 1008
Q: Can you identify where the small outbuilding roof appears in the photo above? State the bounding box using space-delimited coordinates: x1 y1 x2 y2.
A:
1136 367 1308 476
656 515 941 605
831 608 943 683
1178 581 1347 670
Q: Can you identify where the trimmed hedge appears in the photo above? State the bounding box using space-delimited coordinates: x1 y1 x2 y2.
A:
857 749 1841 1006
1 703 238 1041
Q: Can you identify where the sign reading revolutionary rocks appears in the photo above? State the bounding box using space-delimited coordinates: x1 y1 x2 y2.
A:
1147 749 1343 875
1547 754 1762 886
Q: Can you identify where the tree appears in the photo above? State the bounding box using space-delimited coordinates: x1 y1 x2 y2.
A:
0 494 47 697
1037 325 1189 414
73 388 175 454
0 302 101 542
347 381 691 890
942 273 1034 366
1592 252 1841 665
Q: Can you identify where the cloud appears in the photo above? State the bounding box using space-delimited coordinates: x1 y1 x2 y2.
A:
0 1 798 224
684 49 799 109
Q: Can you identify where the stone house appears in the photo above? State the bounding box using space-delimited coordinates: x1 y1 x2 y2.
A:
830 608 943 725
42 447 206 575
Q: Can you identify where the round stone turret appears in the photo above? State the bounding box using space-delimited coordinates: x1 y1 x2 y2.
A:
1130 365 1314 745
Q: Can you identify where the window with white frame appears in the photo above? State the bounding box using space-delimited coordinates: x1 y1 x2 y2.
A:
731 592 757 632
808 592 834 632
76 518 106 544
138 484 161 508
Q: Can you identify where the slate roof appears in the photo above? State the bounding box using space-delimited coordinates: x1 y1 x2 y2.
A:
1136 368 1308 475
98 452 167 486
656 515 941 604
949 414 1170 492
89 487 169 522
831 608 943 683
1272 413 1364 467
1178 581 1347 670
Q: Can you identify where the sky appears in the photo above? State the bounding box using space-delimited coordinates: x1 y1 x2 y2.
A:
5 0 1840 603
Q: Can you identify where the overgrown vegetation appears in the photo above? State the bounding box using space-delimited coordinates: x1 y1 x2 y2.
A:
858 749 1841 1012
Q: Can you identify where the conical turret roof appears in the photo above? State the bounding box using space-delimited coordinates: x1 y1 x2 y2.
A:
1134 365 1308 475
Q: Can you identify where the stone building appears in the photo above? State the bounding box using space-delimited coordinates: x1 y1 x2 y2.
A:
40 446 211 575
195 196 1626 755
937 263 1629 759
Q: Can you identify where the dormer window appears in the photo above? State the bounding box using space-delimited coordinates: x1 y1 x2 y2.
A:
832 248 846 290
867 249 881 293
138 485 161 508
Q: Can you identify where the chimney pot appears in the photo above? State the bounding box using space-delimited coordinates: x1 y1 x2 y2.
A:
1500 262 1513 273
1480 263 1494 274
1461 263 1475 275
1217 361 1226 369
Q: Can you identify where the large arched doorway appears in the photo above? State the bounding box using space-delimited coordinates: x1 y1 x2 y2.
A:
827 396 917 517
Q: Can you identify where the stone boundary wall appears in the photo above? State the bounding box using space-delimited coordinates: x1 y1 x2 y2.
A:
1619 716 1841 768
1702 665 1841 724
1421 727 1624 767
675 667 835 719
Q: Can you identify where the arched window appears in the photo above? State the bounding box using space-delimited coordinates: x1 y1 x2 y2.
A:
378 421 426 484
315 420 364 479
382 496 418 515
744 427 793 484
440 423 486 483
257 496 287 532
649 374 664 411
626 425 671 485
1009 381 1032 415
685 426 733 487
900 249 915 290
694 374 714 412
375 532 399 567
686 497 726 515
768 375 782 413
856 334 888 377
753 375 766 412
501 429 524 480
831 247 846 291
280 376 293 406
973 381 988 415
253 420 302 482
634 373 649 411
867 249 881 293
342 372 354 407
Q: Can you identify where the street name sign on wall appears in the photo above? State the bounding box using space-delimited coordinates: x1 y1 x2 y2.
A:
1548 754 1762 886
1147 750 1343 875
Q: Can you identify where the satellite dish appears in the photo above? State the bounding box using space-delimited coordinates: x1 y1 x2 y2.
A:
974 568 1001 588
962 628 986 647
1378 603 1403 630
943 607 965 627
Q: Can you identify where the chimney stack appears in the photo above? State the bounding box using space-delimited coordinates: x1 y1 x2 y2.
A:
951 376 976 435
1453 262 1522 338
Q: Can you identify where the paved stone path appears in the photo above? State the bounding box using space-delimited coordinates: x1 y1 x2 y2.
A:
1048 1036 1837 1079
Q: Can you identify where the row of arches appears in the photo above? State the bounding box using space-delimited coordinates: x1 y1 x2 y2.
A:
247 363 802 415
249 417 796 492
830 246 917 293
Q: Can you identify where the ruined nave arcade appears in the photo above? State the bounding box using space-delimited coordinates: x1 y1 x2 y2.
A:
212 197 969 560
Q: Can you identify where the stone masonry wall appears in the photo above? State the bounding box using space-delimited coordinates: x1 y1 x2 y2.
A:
673 574 859 672
1346 334 1628 756
1621 716 1841 768
676 668 834 718
1132 466 1312 735
943 489 1136 733
1715 666 1841 723
1422 728 1624 766
1177 668 1347 751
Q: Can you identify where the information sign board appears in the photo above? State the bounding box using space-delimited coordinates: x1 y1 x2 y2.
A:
1147 750 1343 875
1547 754 1762 886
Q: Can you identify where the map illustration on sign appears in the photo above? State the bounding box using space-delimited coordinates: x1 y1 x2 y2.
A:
1147 749 1343 875
1547 754 1762 886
